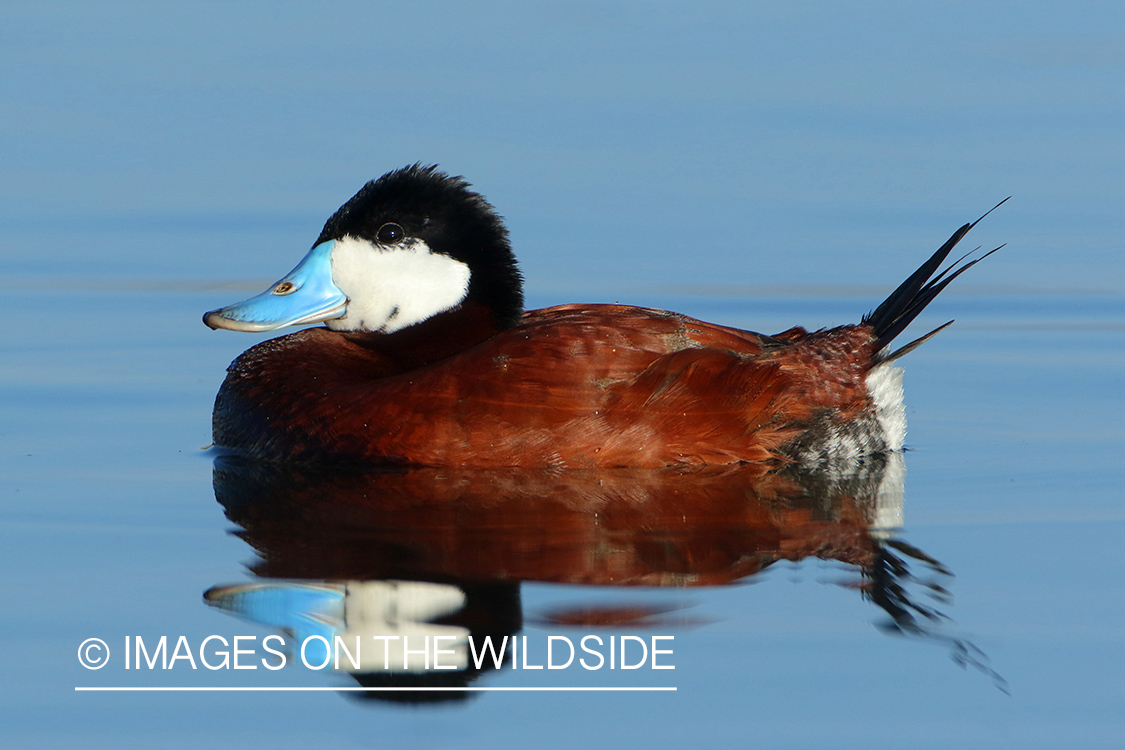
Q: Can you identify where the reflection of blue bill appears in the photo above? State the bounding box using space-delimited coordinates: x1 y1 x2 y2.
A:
205 580 469 672
205 582 344 664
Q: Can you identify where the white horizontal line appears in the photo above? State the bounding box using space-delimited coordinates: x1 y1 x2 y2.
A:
76 686 676 692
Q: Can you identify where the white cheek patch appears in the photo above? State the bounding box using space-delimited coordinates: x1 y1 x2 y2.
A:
324 235 471 333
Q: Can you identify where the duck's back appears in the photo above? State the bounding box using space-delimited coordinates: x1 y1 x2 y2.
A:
212 304 886 467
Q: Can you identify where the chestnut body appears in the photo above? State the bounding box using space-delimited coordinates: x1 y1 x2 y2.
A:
214 304 887 467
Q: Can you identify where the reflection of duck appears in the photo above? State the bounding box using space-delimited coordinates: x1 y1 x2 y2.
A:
209 458 897 700
204 165 998 466
212 456 904 586
208 457 1005 701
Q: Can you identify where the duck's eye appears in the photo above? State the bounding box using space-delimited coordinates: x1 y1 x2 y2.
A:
376 222 405 245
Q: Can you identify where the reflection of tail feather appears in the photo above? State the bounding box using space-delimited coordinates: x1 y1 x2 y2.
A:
865 540 1009 694
884 538 952 576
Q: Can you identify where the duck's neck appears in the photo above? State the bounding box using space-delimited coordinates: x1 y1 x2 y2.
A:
342 300 511 371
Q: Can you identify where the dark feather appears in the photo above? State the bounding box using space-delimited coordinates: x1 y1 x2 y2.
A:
863 198 1008 352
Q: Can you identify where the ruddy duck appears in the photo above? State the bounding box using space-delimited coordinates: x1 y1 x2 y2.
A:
204 165 999 467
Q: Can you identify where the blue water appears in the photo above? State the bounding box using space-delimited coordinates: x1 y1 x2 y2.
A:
3 2 1124 748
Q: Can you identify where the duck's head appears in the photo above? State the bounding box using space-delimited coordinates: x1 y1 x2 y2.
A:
204 165 524 334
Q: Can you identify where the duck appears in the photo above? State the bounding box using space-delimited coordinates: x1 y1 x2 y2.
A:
204 164 999 468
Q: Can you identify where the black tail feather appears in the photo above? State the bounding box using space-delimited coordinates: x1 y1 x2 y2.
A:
862 199 1007 353
880 320 955 363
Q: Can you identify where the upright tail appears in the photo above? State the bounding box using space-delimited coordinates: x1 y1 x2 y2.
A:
863 200 1007 361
